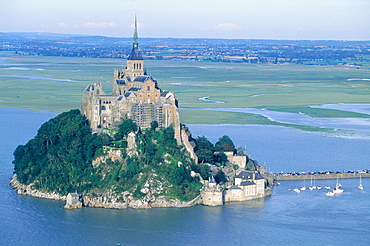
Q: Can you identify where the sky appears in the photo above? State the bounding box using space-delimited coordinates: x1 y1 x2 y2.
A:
1 0 369 40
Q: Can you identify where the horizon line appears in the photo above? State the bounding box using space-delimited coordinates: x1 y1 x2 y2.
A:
2 31 369 42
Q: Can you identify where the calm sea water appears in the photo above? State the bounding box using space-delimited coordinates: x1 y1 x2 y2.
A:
1 108 370 245
188 124 370 173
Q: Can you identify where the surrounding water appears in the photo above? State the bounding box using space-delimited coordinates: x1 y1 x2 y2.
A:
1 108 370 245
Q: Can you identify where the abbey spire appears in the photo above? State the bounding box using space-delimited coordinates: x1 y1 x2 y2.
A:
128 13 143 61
133 13 139 49
124 13 144 81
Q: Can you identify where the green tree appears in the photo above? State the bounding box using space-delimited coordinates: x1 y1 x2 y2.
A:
194 136 215 163
246 159 257 171
215 135 235 152
214 170 228 184
195 136 214 151
236 146 246 156
114 119 137 140
196 149 214 164
150 121 159 131
213 151 228 166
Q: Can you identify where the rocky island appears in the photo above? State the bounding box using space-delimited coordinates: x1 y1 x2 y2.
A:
11 16 272 209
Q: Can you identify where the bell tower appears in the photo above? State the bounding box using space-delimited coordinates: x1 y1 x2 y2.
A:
126 14 144 80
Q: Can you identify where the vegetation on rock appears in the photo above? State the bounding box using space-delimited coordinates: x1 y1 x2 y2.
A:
13 109 110 194
13 109 209 202
194 135 235 166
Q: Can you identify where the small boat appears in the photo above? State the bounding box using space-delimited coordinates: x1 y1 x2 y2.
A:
335 176 342 189
326 191 335 197
333 187 344 194
317 186 322 190
358 174 364 190
309 176 317 190
300 179 306 190
325 186 331 190
294 188 301 193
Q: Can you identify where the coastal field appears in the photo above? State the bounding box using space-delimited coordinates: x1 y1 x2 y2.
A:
1 53 369 126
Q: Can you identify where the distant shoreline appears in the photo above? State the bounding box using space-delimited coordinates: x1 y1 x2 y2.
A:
273 172 370 181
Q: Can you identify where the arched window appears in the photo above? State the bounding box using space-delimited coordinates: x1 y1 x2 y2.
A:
101 105 106 110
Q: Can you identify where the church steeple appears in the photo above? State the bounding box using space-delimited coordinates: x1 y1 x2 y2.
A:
128 13 143 61
133 13 139 49
124 13 145 81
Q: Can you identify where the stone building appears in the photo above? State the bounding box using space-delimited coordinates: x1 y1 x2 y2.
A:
201 170 268 206
64 192 83 209
81 16 197 161
81 16 179 135
224 171 266 202
224 151 248 168
201 176 223 206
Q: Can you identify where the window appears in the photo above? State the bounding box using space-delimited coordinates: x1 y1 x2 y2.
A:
147 86 150 91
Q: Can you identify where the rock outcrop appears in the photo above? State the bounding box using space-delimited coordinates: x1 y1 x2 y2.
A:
10 175 66 201
81 193 202 209
64 193 83 209
92 148 123 168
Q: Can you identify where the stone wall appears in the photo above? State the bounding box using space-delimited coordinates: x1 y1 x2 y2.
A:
180 126 198 163
201 190 224 206
224 152 247 168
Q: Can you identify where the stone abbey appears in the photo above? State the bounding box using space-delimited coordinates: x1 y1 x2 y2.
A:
81 16 179 134
81 16 197 160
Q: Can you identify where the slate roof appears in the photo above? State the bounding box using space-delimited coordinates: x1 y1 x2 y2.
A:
240 181 255 186
134 75 150 82
124 92 136 98
128 46 143 60
161 91 169 97
236 171 265 180
255 173 265 180
128 87 140 91
116 79 126 85
235 171 255 180
85 84 94 92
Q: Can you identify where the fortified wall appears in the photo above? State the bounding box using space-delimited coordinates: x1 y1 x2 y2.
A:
201 170 270 206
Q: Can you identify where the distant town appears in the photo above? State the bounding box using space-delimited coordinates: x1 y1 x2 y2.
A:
1 32 369 66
